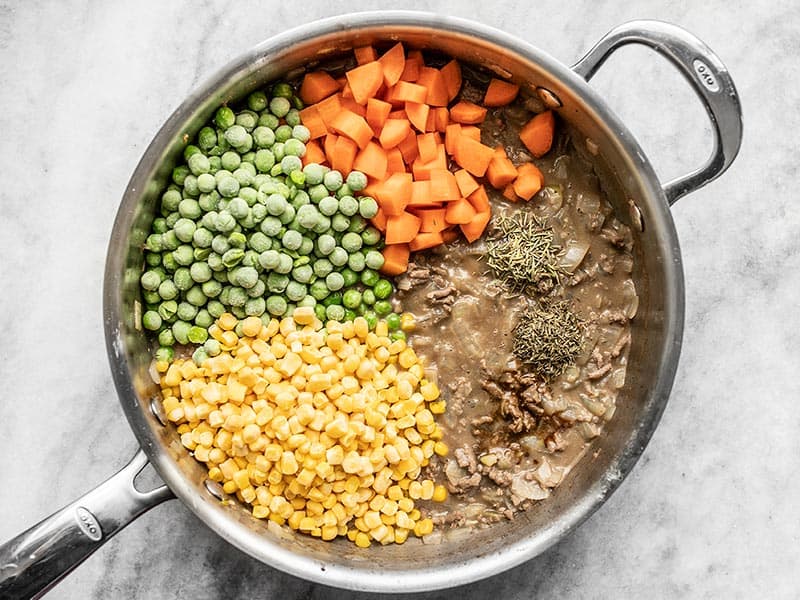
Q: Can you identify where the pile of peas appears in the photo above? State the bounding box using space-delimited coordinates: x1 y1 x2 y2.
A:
139 83 405 363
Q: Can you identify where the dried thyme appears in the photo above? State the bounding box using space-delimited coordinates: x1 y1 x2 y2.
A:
484 212 566 294
512 301 582 379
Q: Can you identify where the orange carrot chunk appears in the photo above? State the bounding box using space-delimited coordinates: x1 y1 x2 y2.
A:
375 172 413 216
405 102 430 133
460 210 491 243
444 123 462 156
433 107 449 132
380 243 411 275
449 101 487 124
460 126 482 141
409 231 445 252
397 129 420 164
519 110 555 158
413 207 448 232
417 66 449 107
502 183 520 202
331 136 358 175
400 50 423 82
454 169 480 198
486 151 519 189
353 141 388 180
416 133 438 164
466 185 490 213
429 169 461 202
378 118 411 149
378 42 406 87
439 59 463 102
354 45 377 65
385 211 422 245
299 105 328 139
441 227 460 244
483 78 520 107
370 207 388 232
302 139 326 166
445 197 477 225
389 81 428 104
386 148 406 173
346 61 384 105
454 136 494 177
315 94 343 128
299 71 341 104
329 110 374 149
366 98 392 129
513 162 544 200
323 133 339 163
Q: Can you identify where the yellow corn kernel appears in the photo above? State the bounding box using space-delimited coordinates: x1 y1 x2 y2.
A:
354 531 371 548
398 348 418 369
400 313 415 332
434 441 449 456
413 518 434 537
432 485 448 502
397 497 414 513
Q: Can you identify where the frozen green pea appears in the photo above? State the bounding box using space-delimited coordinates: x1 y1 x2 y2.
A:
358 196 379 218
236 110 258 132
140 270 161 291
239 187 257 206
228 287 248 307
329 247 348 267
211 234 230 255
314 304 328 321
313 258 333 278
267 272 289 293
374 300 393 317
296 204 320 229
215 106 235 129
146 234 164 253
246 231 269 253
221 248 245 268
274 125 292 143
246 279 266 298
292 264 313 284
161 189 182 212
186 286 206 307
142 310 162 331
272 82 293 98
285 108 301 127
232 167 253 187
338 196 359 217
281 155 302 174
308 183 328 203
266 295 287 316
178 198 202 219
170 320 191 344
361 268 380 287
291 123 311 142
215 211 237 233
195 309 213 329
311 215 331 235
235 266 259 289
374 278 393 299
245 296 266 317
253 125 275 148
303 163 326 185
343 289 362 310
188 152 210 176
197 173 216 193
282 230 303 251
251 203 267 222
189 262 212 283
172 165 190 186
271 142 285 162
310 280 330 301
323 170 343 191
221 151 241 171
325 272 344 291
177 301 198 321
347 252 366 272
183 175 200 197
194 247 211 262
259 216 282 237
152 217 168 234
341 232 363 253
201 279 222 298
184 145 201 161
145 252 162 267
325 304 346 321
207 253 223 272
276 253 294 274
173 218 196 243
364 250 385 270
158 329 175 347
164 212 180 228
298 236 314 256
208 156 222 172
172 268 192 291
285 281 307 302
266 193 288 216
227 197 249 220
298 295 316 309
203 338 222 357
158 279 178 301
217 175 240 198
270 96 291 117
283 138 305 157
362 288 376 305
143 291 161 306
173 245 194 266
258 112 279 129
198 192 219 212
347 215 367 233
231 306 246 319
247 90 268 112
361 227 381 247
259 249 281 270
346 170 367 192
187 326 208 344
224 124 248 148
331 214 350 232
341 268 359 288
228 231 247 249
318 196 338 216
192 227 213 249
207 300 225 318
201 210 219 231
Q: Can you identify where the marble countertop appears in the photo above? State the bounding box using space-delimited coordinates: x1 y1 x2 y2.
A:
1 1 796 598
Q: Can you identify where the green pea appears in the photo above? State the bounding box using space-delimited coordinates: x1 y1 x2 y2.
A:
228 197 249 220
164 212 180 229
195 309 213 329
161 189 182 212
362 289 376 305
282 229 302 251
341 268 359 288
218 175 240 198
360 269 379 288
310 279 330 301
145 252 162 267
325 272 344 291
140 270 161 291
176 301 198 321
193 247 211 262
291 125 310 143
158 329 175 347
292 264 314 284
186 286 207 307
343 289 362 309
152 218 168 234
265 193 287 216
317 196 337 217
215 106 235 129
303 163 326 185
326 304 346 321
270 96 291 117
158 279 178 300
363 310 378 330
247 279 266 298
340 232 363 253
143 290 162 306
172 219 195 243
178 198 202 219
188 152 210 176
285 281 307 302
285 108 302 127
323 170 343 191
259 249 281 270
201 279 222 298
361 227 381 247
329 247 348 267
364 250 385 270
173 245 195 266
296 204 320 229
312 259 333 278
385 313 402 331
315 234 336 256
374 300 392 317
197 173 216 194
207 254 223 274
298 236 314 256
276 253 294 274
188 326 208 344
204 338 222 357
228 287 248 307
222 248 245 268
154 346 174 363
390 330 407 342
278 204 296 225
374 278 393 300
142 310 162 331
338 196 359 217
308 183 329 203
162 252 178 272
347 252 366 272
346 170 368 192
312 215 331 234
172 165 190 186
298 295 317 308
258 112 279 129
236 110 258 132
207 300 225 318
231 305 246 319
347 215 367 233
266 295 288 316
314 304 328 321
252 203 267 222
267 272 289 293
235 266 259 289
245 296 266 316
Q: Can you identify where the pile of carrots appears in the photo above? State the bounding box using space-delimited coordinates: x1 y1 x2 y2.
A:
297 43 555 275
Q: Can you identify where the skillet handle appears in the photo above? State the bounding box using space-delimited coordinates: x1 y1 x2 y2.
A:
572 20 743 205
0 449 173 599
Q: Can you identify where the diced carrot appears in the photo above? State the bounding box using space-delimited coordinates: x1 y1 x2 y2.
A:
331 136 358 175
375 172 413 216
454 136 494 177
386 148 406 173
444 123 461 156
433 107 449 132
389 81 428 104
378 118 411 149
445 197 477 225
449 101 487 124
362 180 384 201
417 133 438 164
323 133 339 162
397 129 419 164
483 78 520 107
460 210 491 243
341 81 353 99
301 139 326 166
417 66 449 107
502 183 520 202
461 125 482 141
354 45 377 65
513 162 544 200
467 185 490 212
413 207 448 231
409 231 444 251
425 109 437 133
353 141 388 180
411 145 447 181
315 94 343 128
405 102 430 132
486 152 519 189
366 98 392 129
409 180 434 207
388 109 407 120
380 243 410 275
385 211 422 244
299 105 327 139
329 110 374 149
400 50 423 82
429 169 461 202
377 42 406 87
439 59 462 102
340 96 367 117
441 227 460 244
519 110 555 158
371 207 388 233
299 71 340 104
454 169 480 197
346 61 384 105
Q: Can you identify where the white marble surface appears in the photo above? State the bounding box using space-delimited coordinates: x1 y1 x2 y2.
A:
1 1 797 598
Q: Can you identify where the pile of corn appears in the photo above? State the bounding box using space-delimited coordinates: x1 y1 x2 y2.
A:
159 308 448 547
